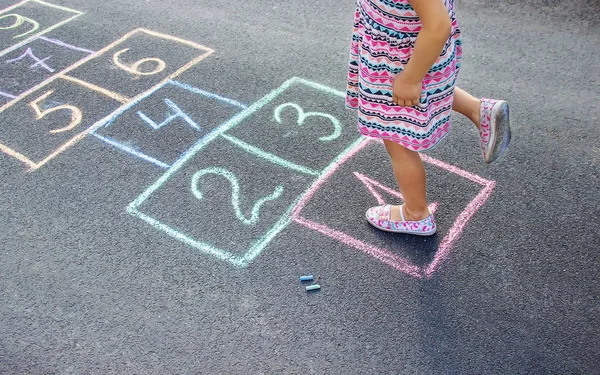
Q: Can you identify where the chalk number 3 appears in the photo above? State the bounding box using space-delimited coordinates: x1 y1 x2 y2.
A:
274 103 342 141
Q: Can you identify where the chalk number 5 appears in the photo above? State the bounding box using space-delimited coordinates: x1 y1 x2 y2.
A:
30 91 82 134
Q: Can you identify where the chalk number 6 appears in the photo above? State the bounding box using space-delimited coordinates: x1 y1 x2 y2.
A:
113 48 166 76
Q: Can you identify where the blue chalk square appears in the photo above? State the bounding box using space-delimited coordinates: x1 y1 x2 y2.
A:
93 80 246 168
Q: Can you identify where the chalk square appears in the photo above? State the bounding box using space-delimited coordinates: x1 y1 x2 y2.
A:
128 77 365 266
224 78 359 173
0 78 123 167
63 29 213 100
292 139 496 279
0 37 92 100
93 80 246 168
128 136 316 267
0 28 213 170
0 0 83 57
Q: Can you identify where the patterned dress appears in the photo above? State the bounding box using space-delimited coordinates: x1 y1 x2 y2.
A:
346 0 463 151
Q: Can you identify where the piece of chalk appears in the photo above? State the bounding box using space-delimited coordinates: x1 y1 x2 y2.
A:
306 284 321 291
300 275 314 281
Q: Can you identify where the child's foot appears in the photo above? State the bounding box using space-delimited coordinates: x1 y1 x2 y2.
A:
365 204 436 236
479 98 512 163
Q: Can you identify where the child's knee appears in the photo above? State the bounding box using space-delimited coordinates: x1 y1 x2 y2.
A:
383 139 414 158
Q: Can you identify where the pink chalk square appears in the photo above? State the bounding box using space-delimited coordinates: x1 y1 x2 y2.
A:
291 138 496 279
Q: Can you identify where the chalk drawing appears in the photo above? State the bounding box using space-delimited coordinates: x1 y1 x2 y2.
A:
0 37 94 109
93 80 242 168
0 13 39 39
168 80 247 110
0 90 17 99
5 47 54 72
0 0 83 58
353 172 439 214
91 133 171 169
60 75 130 104
221 133 320 177
273 102 342 142
37 36 94 54
113 48 166 76
128 77 362 267
137 98 200 131
292 138 496 278
0 28 213 170
191 167 285 225
29 89 82 133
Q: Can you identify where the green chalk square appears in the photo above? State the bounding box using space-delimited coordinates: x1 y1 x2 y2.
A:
223 78 359 173
127 77 360 267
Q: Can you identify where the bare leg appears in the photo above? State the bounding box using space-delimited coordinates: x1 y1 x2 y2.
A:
383 139 430 221
381 87 482 222
453 87 481 129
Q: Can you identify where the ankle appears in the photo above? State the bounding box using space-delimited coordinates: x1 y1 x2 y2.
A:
470 99 482 129
402 205 430 221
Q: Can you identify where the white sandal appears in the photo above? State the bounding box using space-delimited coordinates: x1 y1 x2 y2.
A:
365 204 436 236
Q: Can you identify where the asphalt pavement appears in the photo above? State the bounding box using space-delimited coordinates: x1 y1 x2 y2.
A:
0 0 598 373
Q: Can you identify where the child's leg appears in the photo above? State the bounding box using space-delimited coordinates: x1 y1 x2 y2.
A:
383 139 430 221
452 87 481 129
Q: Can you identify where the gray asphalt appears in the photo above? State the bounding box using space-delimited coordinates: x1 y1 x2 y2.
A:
0 0 598 373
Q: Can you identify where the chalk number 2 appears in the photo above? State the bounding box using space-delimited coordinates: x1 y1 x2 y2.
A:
191 167 284 226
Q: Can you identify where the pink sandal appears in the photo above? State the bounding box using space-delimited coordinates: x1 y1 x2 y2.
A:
365 204 436 236
479 98 511 163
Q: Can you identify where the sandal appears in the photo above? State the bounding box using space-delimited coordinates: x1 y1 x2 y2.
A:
365 204 436 236
479 98 512 163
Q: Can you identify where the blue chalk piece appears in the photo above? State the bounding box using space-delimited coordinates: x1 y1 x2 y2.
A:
300 275 314 281
305 284 321 291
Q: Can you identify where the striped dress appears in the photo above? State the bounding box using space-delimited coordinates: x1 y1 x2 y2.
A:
346 0 463 151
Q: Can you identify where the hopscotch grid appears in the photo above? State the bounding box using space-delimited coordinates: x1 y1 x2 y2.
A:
92 80 245 169
128 77 300 210
0 0 83 58
292 138 497 279
37 36 95 54
220 133 320 177
128 77 355 267
0 141 36 168
169 80 247 109
91 133 170 169
127 206 246 267
0 28 214 169
0 28 212 113
60 75 131 103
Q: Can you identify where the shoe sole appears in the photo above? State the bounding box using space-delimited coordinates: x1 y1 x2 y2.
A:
485 100 512 164
364 211 437 236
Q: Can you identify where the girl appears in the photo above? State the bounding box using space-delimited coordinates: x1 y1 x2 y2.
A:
346 0 511 236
